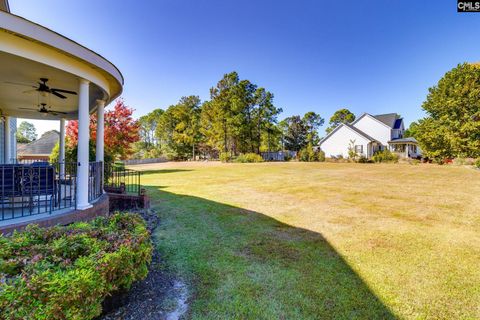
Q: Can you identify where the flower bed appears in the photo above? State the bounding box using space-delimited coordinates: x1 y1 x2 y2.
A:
0 213 152 320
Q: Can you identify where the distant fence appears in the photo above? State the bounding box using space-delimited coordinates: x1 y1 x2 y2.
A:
121 158 168 166
260 151 297 161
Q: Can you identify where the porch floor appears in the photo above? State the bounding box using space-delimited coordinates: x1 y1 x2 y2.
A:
0 205 75 228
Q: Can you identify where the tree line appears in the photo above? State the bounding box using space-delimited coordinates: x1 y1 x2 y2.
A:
135 71 357 160
406 63 480 160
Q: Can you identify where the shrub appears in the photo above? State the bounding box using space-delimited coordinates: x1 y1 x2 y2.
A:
284 152 293 162
372 150 399 163
235 153 264 163
357 156 372 163
317 150 326 162
0 213 152 320
475 158 480 168
299 144 324 162
219 152 232 163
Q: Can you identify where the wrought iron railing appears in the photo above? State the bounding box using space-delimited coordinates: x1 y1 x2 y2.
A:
0 161 105 221
88 162 103 202
0 163 76 221
104 165 141 195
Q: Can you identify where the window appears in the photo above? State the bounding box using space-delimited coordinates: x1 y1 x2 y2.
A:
354 145 363 153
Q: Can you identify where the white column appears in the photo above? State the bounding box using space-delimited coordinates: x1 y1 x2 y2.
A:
95 100 105 164
76 78 91 210
405 144 409 158
4 116 11 164
59 118 66 178
96 100 105 194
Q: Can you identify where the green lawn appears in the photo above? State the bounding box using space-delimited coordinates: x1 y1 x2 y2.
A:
133 162 480 319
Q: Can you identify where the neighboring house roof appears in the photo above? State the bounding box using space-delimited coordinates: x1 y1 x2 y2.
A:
372 113 400 128
352 112 402 130
16 143 28 153
388 137 418 144
17 130 59 156
319 123 378 146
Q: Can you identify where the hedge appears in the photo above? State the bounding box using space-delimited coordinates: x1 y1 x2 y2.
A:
234 153 264 163
0 213 152 320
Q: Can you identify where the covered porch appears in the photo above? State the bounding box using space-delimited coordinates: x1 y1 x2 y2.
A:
388 137 422 158
0 10 123 225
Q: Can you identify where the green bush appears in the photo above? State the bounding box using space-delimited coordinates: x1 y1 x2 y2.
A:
475 158 480 168
372 150 399 163
0 213 152 320
299 144 325 162
317 150 326 162
357 156 372 163
235 153 264 163
219 152 232 163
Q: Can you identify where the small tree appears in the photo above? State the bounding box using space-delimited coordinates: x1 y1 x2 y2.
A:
283 115 308 152
302 111 324 145
16 121 37 143
66 99 139 161
348 139 359 161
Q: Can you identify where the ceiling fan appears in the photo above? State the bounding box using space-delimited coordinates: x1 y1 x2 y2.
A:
20 103 68 116
6 78 77 99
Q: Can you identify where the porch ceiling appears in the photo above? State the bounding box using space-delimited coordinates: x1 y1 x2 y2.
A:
0 51 104 120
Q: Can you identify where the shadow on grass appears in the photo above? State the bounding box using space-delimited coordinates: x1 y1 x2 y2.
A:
145 185 396 319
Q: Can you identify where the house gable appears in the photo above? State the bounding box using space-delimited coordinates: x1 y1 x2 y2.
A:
352 114 392 146
319 123 372 158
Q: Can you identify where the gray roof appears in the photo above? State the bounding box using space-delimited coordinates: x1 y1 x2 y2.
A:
373 113 401 128
17 130 59 155
320 123 378 146
388 137 418 144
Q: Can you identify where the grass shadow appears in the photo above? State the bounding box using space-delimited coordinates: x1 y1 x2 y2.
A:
145 185 397 319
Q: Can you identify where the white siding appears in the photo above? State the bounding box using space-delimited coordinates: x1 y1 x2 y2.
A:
353 115 391 146
320 125 371 158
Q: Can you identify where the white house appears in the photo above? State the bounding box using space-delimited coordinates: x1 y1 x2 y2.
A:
319 113 421 159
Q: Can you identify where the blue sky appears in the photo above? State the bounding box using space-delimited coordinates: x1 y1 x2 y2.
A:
11 0 480 135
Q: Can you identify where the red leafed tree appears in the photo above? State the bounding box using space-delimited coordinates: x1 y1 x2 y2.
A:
66 99 139 160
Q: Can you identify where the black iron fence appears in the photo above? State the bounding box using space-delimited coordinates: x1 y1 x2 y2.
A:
104 165 141 195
